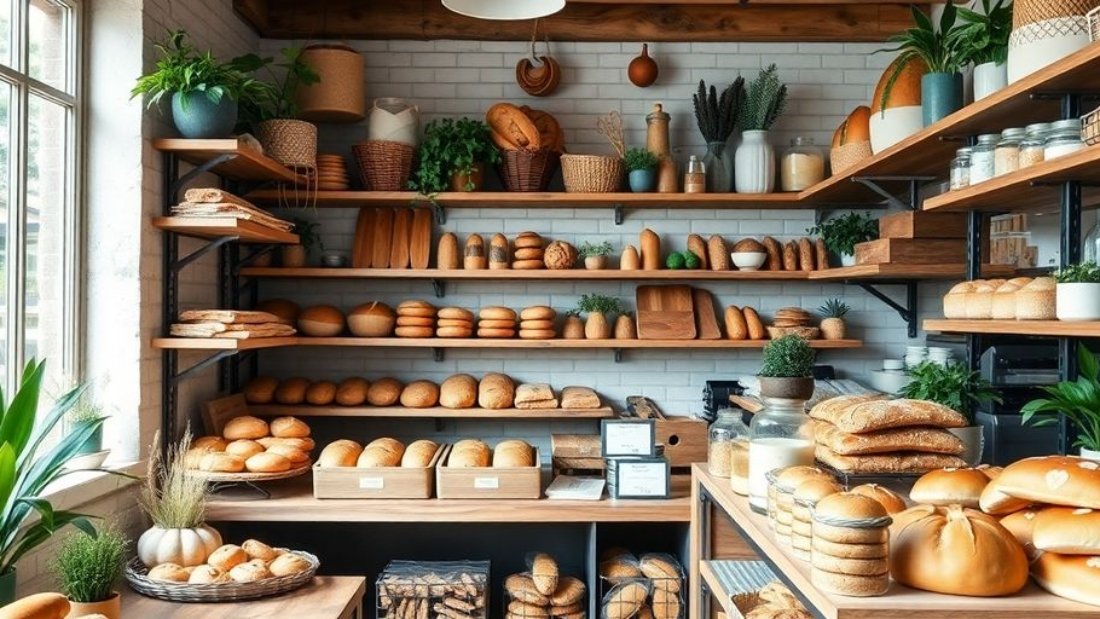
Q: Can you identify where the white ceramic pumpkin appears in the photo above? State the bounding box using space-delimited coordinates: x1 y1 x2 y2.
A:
137 525 222 567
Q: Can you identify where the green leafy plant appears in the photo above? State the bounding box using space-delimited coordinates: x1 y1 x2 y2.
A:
1022 344 1100 451
50 524 127 603
579 241 614 258
818 299 850 319
290 218 323 254
65 389 103 427
623 148 658 172
739 65 787 132
958 0 1013 66
901 361 1001 423
139 431 207 529
236 47 320 128
131 30 266 110
759 335 816 378
808 211 879 257
877 4 971 115
576 294 623 315
1054 262 1100 284
693 78 745 142
409 118 500 195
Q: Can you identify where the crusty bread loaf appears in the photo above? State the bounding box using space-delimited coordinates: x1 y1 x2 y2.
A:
724 306 748 340
560 386 600 409
448 439 490 467
478 373 515 409
274 377 309 405
439 374 478 409
530 552 559 595
991 281 1025 319
358 444 404 468
297 305 345 337
493 439 535 467
208 544 248 571
1030 552 1100 607
200 452 246 473
305 381 337 406
245 452 292 473
743 307 765 340
243 376 279 404
943 281 973 319
264 443 309 465
994 455 1100 509
269 552 312 577
910 467 991 508
229 560 272 583
147 563 191 583
318 439 363 468
1031 506 1100 554
223 415 269 441
192 435 228 452
225 439 265 459
242 539 280 561
400 380 440 408
365 377 402 406
270 416 310 438
602 582 648 619
814 421 964 455
335 377 370 406
401 439 439 468
815 446 965 473
515 383 557 409
261 436 315 451
188 564 229 584
964 280 1000 319
1016 276 1057 320
809 397 967 434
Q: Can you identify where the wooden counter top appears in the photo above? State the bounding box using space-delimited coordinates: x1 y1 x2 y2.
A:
121 576 366 619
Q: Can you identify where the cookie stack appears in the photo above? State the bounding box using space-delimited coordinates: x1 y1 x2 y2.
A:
314 154 350 191
790 478 842 561
395 300 437 338
810 492 892 597
512 232 545 270
436 307 475 338
519 306 557 340
478 307 517 339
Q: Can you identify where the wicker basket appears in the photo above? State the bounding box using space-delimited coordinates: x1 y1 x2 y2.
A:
830 141 873 175
560 154 624 193
257 119 318 169
124 552 319 602
352 140 414 191
1083 105 1100 145
1015 0 1100 28
296 44 366 123
499 148 561 192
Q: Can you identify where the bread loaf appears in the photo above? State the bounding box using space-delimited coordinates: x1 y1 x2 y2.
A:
910 467 991 508
809 397 967 434
530 552 559 595
506 574 549 605
639 555 681 591
464 234 487 270
225 439 265 459
493 439 535 467
188 565 229 584
487 103 541 150
549 576 586 606
640 229 661 271
707 236 729 271
544 241 578 270
208 544 248 571
1030 552 1100 607
560 386 600 409
815 446 965 473
366 377 403 406
1016 277 1056 320
602 582 647 619
274 377 309 405
269 552 312 577
348 301 396 337
261 436 314 451
265 444 309 465
686 234 708 270
335 377 370 406
242 539 280 561
243 376 278 404
401 439 439 468
815 238 829 270
0 593 70 619
305 381 337 406
223 416 269 441
298 305 345 337
448 439 491 468
245 452 292 473
438 232 461 270
965 280 1000 320
991 281 1024 320
515 383 557 409
978 476 1034 515
651 587 680 619
724 306 748 340
782 241 798 271
400 380 440 408
229 560 272 583
319 439 363 468
849 483 907 514
478 373 515 409
192 436 228 452
270 416 310 438
814 421 964 455
620 245 641 270
358 444 404 468
798 237 815 271
147 563 190 583
439 374 478 409
994 455 1100 509
1031 506 1100 554
943 281 972 319
743 307 766 340
490 233 510 270
256 298 300 324
762 236 782 271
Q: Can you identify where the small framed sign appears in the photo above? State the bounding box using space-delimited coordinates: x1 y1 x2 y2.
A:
601 419 657 458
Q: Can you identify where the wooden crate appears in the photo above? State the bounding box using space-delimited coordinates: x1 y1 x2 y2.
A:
655 417 708 468
877 211 967 239
436 445 542 499
854 238 988 265
312 444 444 499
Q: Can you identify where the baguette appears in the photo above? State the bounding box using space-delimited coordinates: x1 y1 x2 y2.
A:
782 241 799 271
762 236 782 271
531 552 559 595
724 306 748 340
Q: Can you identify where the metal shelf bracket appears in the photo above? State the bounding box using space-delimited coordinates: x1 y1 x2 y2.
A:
613 204 625 226
431 278 446 298
613 349 624 363
856 281 919 338
171 350 237 384
173 236 237 273
851 176 935 210
433 203 446 226
169 153 238 200
433 348 445 362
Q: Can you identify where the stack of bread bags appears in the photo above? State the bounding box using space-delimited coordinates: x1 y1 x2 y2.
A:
809 395 968 474
979 455 1100 607
810 492 893 596
770 467 833 544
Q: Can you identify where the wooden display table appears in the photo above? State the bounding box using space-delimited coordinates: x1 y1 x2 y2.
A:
689 465 1100 619
121 576 366 619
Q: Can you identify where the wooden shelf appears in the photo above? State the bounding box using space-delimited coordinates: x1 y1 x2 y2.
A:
152 217 299 244
153 336 862 351
809 263 1016 280
922 146 1100 213
923 319 1100 338
240 267 812 281
205 476 691 523
248 404 616 419
153 336 299 351
694 466 1100 618
152 138 299 183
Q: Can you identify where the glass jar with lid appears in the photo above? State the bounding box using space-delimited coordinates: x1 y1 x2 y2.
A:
950 147 972 190
994 128 1025 177
708 409 748 477
969 134 1000 185
1046 118 1085 160
1019 122 1050 169
780 137 825 191
747 397 814 512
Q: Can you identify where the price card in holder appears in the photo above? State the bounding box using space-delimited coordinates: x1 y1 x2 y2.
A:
607 456 670 499
601 419 656 457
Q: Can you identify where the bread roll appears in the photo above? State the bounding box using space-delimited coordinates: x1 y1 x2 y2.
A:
208 544 248 571
358 442 404 467
995 455 1100 509
273 377 309 405
318 439 363 468
651 586 680 619
183 448 207 470
943 281 972 319
1016 276 1057 320
548 576 586 606
791 477 842 507
762 236 782 271
724 306 748 340
560 386 600 410
225 439 265 459
335 377 370 406
506 573 549 605
493 440 535 467
999 508 1040 550
508 601 549 618
367 377 403 406
347 301 396 337
530 552 559 595
188 565 229 584
1030 552 1100 607
298 305 345 337
440 374 478 409
478 373 515 409
265 444 309 465
401 439 439 468
223 415 269 441
269 552 312 577
979 476 1034 515
245 452 292 473
707 235 729 271
260 436 315 451
849 484 907 514
1032 507 1100 554
192 435 228 452
305 381 337 406
464 233 487 270
991 281 1024 319
448 439 490 467
147 563 190 583
639 555 682 591
243 376 279 404
270 416 310 438
910 467 990 508
242 539 281 561
400 380 440 408
743 307 765 340
199 452 246 473
603 582 647 619
437 232 460 269
229 560 272 583
686 234 708 270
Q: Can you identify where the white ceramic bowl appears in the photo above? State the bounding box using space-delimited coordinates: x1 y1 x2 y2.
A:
65 449 110 471
730 252 767 271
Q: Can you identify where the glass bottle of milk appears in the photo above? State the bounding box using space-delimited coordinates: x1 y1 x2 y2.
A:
748 397 815 512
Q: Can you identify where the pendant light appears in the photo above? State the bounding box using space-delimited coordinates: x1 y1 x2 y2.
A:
442 0 565 20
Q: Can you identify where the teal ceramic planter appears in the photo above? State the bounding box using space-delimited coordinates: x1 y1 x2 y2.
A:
921 72 963 126
171 92 238 139
74 424 103 456
628 168 656 192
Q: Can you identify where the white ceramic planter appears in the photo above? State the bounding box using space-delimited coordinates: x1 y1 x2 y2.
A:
973 62 1008 100
869 105 923 154
948 426 984 467
1082 447 1100 461
734 130 775 194
1008 19 1092 84
1056 282 1100 321
840 253 857 268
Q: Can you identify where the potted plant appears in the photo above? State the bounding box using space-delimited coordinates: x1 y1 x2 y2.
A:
808 211 879 267
237 47 321 169
818 299 850 340
0 360 106 604
579 241 614 270
131 30 265 139
410 117 500 195
623 148 659 193
614 311 637 340
959 0 1013 100
65 389 105 457
137 432 223 568
758 335 816 400
901 360 1002 465
562 311 585 340
693 78 744 192
879 4 972 126
576 294 623 340
735 64 787 194
1022 343 1100 460
50 525 127 619
1054 262 1100 321
283 218 322 268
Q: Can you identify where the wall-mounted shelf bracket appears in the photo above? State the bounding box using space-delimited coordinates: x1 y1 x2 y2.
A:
613 349 624 363
170 350 238 384
851 176 935 210
613 204 625 226
173 236 237 273
433 347 445 362
169 153 237 201
856 281 918 338
433 203 446 225
431 278 446 298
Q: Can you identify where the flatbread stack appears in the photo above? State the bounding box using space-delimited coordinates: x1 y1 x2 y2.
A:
809 395 968 473
170 310 296 340
174 188 293 232
514 383 558 410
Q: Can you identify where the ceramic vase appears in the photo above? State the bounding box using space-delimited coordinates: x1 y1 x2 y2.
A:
973 62 1008 100
281 245 308 268
1081 447 1100 461
921 72 964 126
171 92 237 139
703 141 733 193
628 168 656 193
734 130 775 194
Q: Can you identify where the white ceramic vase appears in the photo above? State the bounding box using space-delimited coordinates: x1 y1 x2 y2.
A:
1008 18 1093 84
973 62 1008 100
948 426 984 467
1056 282 1100 321
869 105 923 154
734 130 775 194
368 97 420 146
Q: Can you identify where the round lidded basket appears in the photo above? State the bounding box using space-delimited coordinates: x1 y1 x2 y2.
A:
499 148 561 192
296 44 366 123
124 552 319 602
257 119 318 169
352 140 415 191
560 154 623 193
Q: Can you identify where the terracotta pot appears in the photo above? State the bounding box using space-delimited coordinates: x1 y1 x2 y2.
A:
585 312 611 340
820 318 846 340
68 592 121 619
450 163 485 192
562 316 585 340
585 255 607 270
281 245 308 268
614 314 637 339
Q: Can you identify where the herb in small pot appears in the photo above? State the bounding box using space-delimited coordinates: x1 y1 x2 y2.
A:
1054 262 1100 321
410 117 500 196
757 334 816 400
576 294 623 340
579 241 614 270
624 147 660 193
807 211 878 265
900 361 1001 425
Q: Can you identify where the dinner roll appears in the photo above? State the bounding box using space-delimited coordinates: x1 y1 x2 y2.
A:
245 452 292 473
225 439 265 459
439 374 478 409
199 452 245 473
265 444 309 465
147 563 190 583
207 544 248 571
222 415 269 441
229 560 272 583
305 381 337 406
318 439 363 468
270 552 312 577
270 416 311 438
910 467 990 509
401 439 439 468
242 539 281 561
1032 507 1100 554
188 565 229 584
849 483 908 514
358 445 403 468
191 435 228 452
1031 552 1100 607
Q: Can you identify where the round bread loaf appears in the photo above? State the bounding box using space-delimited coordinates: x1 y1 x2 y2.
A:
318 439 363 468
401 439 439 468
347 301 396 337
245 451 292 473
910 467 990 509
506 573 549 605
520 306 556 320
188 565 229 584
272 377 308 405
305 381 337 406
358 444 403 467
225 439 265 459
229 560 272 583
448 439 490 467
480 306 517 321
192 435 228 452
200 452 246 473
256 298 301 324
994 455 1100 509
297 305 345 337
183 448 207 470
400 380 440 408
0 593 70 619
242 539 280 561
208 544 248 571
243 376 279 404
367 378 403 406
849 483 908 514
1031 552 1100 607
439 374 478 409
265 444 309 465
549 576 586 606
478 373 515 409
270 552 312 577
148 563 190 583
1032 506 1100 554
270 416 310 438
493 439 534 467
733 238 766 253
335 377 370 406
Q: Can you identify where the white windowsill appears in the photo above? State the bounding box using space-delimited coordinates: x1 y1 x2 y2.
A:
39 461 144 514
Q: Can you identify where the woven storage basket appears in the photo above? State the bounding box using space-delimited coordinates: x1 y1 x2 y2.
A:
124 552 319 602
1089 5 1100 40
1014 0 1100 28
830 141 873 176
352 140 414 191
1084 105 1100 145
296 44 366 123
257 119 318 169
500 148 561 192
561 154 624 193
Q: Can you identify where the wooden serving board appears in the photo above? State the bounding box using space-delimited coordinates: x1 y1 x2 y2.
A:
371 208 394 269
388 207 411 269
351 208 375 268
692 288 722 340
409 207 433 269
636 285 697 340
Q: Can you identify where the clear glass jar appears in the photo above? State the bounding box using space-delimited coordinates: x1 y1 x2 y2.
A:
748 397 814 512
684 155 706 193
707 409 750 490
969 134 1000 185
994 128 1025 177
1046 118 1085 159
780 137 825 191
1019 122 1050 169
950 147 972 190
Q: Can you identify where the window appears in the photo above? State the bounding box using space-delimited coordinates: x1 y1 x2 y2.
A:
0 0 81 396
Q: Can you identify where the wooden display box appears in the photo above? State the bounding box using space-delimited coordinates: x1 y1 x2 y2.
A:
855 238 988 265
655 417 708 469
435 445 542 499
312 445 444 499
878 211 967 239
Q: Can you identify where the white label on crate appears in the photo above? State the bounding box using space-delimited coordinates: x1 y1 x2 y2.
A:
474 477 500 489
358 476 384 490
605 423 652 455
617 462 667 496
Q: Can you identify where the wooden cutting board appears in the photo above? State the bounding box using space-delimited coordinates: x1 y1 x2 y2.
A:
371 208 394 269
351 208 375 268
409 207 432 269
389 207 411 269
692 288 722 340
636 285 696 340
